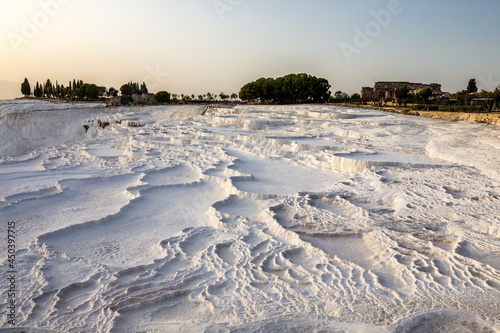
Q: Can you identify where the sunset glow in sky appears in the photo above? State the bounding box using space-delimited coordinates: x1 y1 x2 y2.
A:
1 0 499 99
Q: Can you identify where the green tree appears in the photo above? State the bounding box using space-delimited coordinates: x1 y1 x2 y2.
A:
492 86 500 109
418 87 433 104
96 86 107 99
86 84 100 100
333 91 348 102
239 81 258 101
55 82 61 98
140 82 148 94
154 91 171 104
130 82 140 95
74 83 105 100
120 83 133 96
120 82 142 96
239 73 331 104
467 79 478 93
21 78 31 97
451 89 469 106
108 87 118 97
45 79 53 98
60 85 67 98
34 82 42 98
396 85 410 100
66 89 77 99
350 93 360 101
77 84 87 99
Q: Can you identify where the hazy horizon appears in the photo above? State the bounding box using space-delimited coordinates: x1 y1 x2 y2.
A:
1 0 500 100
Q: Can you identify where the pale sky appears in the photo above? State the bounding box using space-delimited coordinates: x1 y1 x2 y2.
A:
1 0 499 99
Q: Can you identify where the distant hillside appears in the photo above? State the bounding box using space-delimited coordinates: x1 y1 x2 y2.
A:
0 80 21 100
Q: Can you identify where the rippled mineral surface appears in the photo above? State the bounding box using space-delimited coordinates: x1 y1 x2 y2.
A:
1 101 499 332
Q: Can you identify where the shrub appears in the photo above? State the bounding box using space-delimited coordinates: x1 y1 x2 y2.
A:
438 105 452 112
154 91 171 104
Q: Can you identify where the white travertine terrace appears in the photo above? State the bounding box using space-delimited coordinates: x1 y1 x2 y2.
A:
1 100 499 332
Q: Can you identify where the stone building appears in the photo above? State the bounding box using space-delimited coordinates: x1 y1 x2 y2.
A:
361 87 375 100
361 81 443 102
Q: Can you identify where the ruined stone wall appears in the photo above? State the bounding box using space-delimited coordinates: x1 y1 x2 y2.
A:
361 87 374 100
372 81 442 100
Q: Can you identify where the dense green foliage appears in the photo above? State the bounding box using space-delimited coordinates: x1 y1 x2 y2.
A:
30 78 90 99
154 91 171 103
329 91 361 103
350 93 361 101
219 92 229 101
77 83 106 100
120 82 148 96
450 90 469 105
22 77 238 105
239 73 331 104
418 87 433 104
120 83 134 96
493 86 500 106
108 87 118 97
449 83 499 110
21 74 496 111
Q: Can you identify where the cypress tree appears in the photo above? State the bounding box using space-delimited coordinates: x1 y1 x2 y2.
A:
45 79 53 98
21 78 31 97
140 82 148 94
467 79 478 93
35 82 41 97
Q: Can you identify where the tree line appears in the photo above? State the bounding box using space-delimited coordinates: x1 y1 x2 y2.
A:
239 73 331 104
21 78 110 100
21 78 239 104
21 78 156 102
169 92 238 103
20 76 499 110
449 79 500 110
397 79 500 110
330 91 361 103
